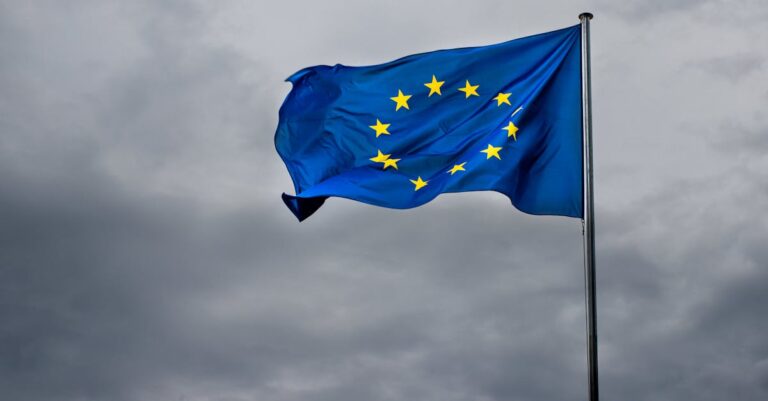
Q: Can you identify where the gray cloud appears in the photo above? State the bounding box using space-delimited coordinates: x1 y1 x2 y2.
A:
713 120 768 156
598 0 707 20
685 54 764 83
598 0 768 23
1 0 768 400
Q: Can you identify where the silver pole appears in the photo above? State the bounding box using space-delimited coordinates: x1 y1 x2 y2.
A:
579 12 599 401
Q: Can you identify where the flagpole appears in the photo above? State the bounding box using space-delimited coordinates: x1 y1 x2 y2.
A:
579 12 599 401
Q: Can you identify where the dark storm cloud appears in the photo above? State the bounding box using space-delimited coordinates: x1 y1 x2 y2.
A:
595 176 768 400
2 0 768 400
0 166 588 401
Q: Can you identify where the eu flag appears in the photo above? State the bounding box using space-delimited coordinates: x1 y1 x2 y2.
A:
276 25 583 221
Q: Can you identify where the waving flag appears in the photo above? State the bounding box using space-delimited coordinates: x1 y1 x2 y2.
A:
276 25 583 221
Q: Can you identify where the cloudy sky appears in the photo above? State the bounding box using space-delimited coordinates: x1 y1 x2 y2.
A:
1 0 767 400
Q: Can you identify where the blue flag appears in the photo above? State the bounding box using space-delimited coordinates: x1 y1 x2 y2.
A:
276 25 583 221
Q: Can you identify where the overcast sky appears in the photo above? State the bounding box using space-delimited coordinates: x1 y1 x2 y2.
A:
1 1 767 400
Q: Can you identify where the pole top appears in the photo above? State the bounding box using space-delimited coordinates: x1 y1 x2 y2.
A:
579 12 594 20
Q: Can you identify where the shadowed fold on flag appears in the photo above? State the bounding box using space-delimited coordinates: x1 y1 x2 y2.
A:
275 25 583 221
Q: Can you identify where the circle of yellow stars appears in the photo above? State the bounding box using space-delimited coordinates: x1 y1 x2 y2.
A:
368 76 521 191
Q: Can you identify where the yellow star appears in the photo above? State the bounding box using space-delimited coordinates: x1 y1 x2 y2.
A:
410 176 428 191
390 89 412 111
493 92 512 106
447 162 466 175
382 158 400 170
458 80 479 98
480 144 502 160
503 121 519 141
369 149 391 163
369 119 391 137
424 75 445 97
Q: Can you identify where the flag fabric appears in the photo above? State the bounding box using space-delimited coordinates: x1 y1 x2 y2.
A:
275 25 583 221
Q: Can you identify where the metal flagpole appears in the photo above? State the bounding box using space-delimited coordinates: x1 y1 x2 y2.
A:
579 12 599 401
